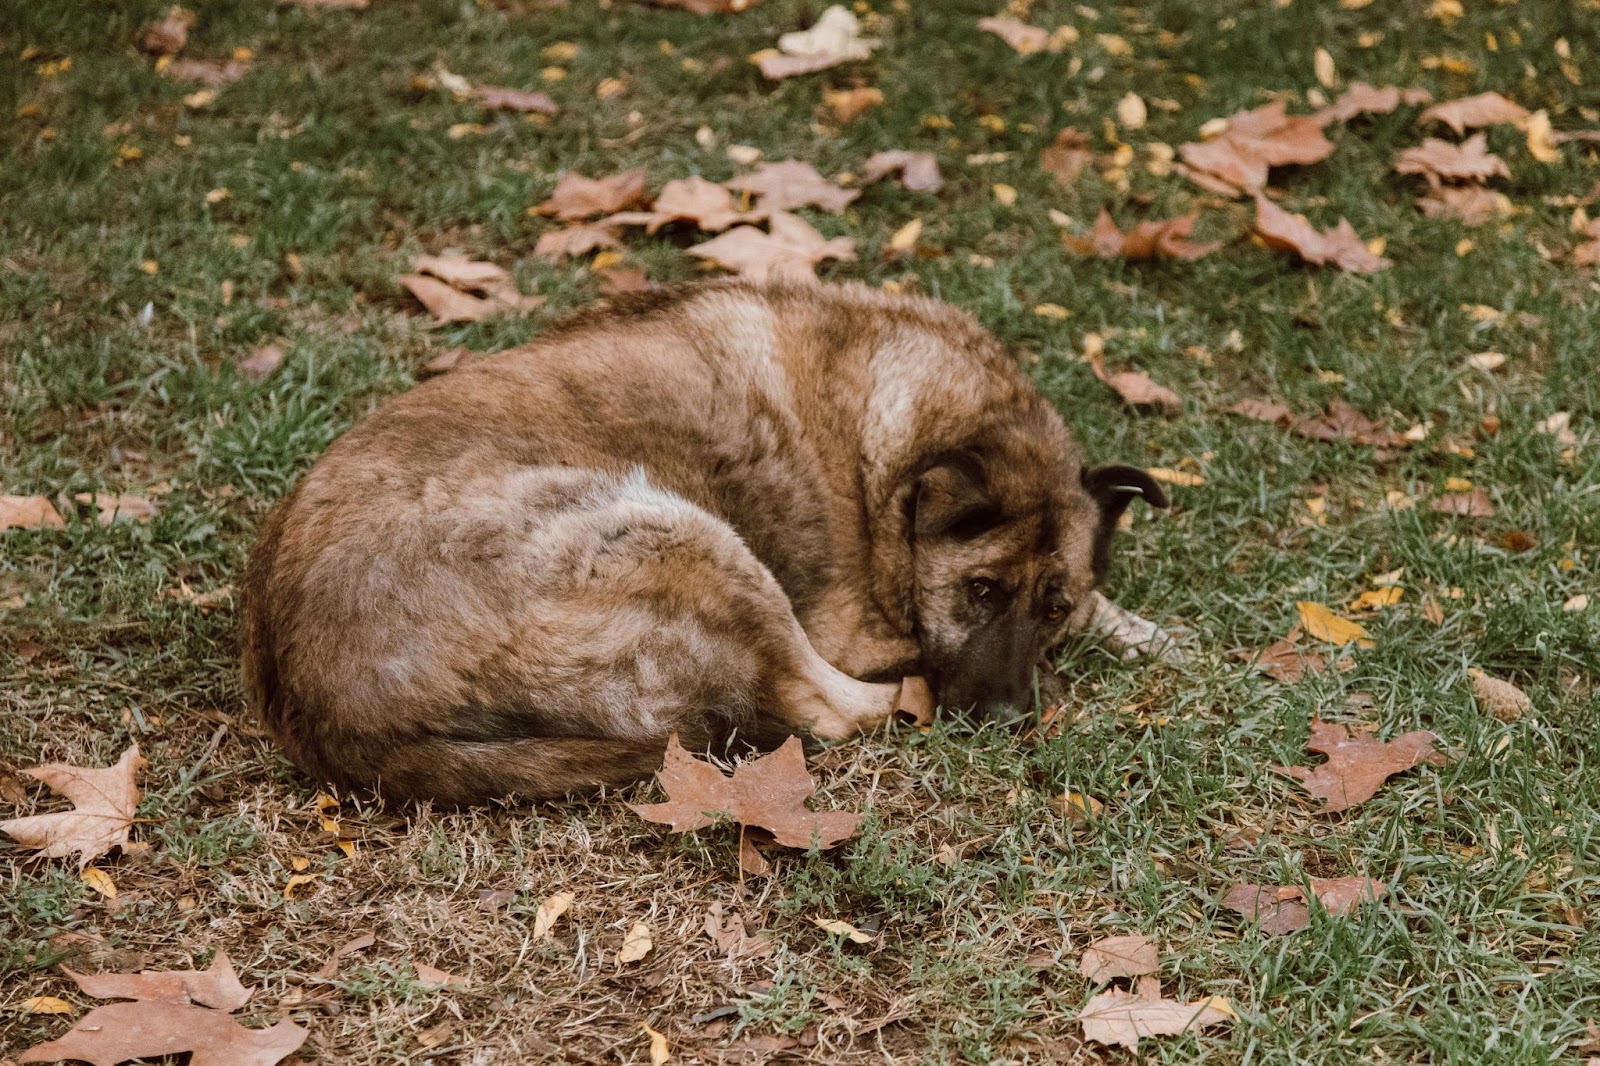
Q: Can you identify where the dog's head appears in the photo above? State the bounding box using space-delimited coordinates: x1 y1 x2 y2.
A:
904 420 1165 725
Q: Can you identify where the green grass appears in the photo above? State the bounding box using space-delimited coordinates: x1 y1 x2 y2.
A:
3 0 1599 1062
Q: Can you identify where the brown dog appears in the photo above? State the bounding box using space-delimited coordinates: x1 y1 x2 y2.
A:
241 280 1167 804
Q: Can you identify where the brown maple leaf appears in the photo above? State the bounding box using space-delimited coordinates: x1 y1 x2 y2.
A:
475 85 559 115
604 176 762 234
535 169 648 221
1221 876 1386 935
1085 351 1181 413
400 254 542 322
628 735 859 849
1 494 67 531
17 1001 306 1066
1228 398 1292 425
1253 195 1390 273
1277 720 1442 813
1420 91 1531 136
1064 209 1222 261
724 160 858 214
139 7 195 57
1417 185 1514 225
1078 987 1234 1051
1179 101 1334 197
0 745 144 869
1253 637 1326 684
859 150 944 193
1395 133 1510 186
687 211 855 282
1079 935 1159 982
1312 82 1432 125
1287 400 1411 449
63 950 251 1011
1041 127 1093 185
534 223 622 261
753 6 879 80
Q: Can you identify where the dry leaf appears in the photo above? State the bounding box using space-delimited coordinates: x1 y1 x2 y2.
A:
754 6 879 80
1420 92 1531 135
536 169 648 220
63 950 251 1012
475 85 559 114
1431 487 1495 517
629 735 859 849
17 1001 307 1066
534 224 622 261
413 960 469 990
237 343 284 381
652 0 755 11
1145 467 1204 487
687 211 855 282
1468 669 1531 722
604 176 762 233
312 931 375 979
1395 133 1510 186
1079 989 1234 1051
823 86 883 123
0 745 144 869
164 58 251 87
1254 195 1391 273
398 274 497 323
1295 601 1373 648
724 160 858 213
1254 638 1326 683
1229 398 1292 424
1312 82 1432 125
859 150 944 192
813 917 874 944
1079 935 1159 981
1063 209 1222 261
1041 127 1093 185
1085 352 1181 413
73 493 158 526
1278 720 1441 813
1288 400 1411 450
139 7 195 57
641 1021 670 1066
617 922 654 966
1417 185 1514 225
1 495 67 531
532 891 575 939
597 267 652 294
1525 110 1561 164
1222 877 1386 935
703 903 773 959
21 996 75 1015
1117 92 1148 131
1179 101 1335 196
281 0 370 7
978 16 1053 55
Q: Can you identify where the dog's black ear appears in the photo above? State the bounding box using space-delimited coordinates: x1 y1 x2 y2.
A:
1081 464 1167 582
913 455 1002 540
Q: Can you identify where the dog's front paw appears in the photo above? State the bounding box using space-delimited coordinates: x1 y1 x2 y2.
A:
1089 592 1185 663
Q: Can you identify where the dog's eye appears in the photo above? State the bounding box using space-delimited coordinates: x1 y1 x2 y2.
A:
968 578 998 605
1044 602 1071 625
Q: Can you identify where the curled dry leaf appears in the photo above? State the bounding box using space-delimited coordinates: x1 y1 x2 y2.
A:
640 1022 670 1066
1467 669 1532 721
629 734 859 850
1041 127 1093 186
688 211 855 282
475 85 559 115
859 150 944 192
1079 988 1234 1051
1064 209 1222 262
704 902 773 959
0 745 144 869
1395 133 1510 186
536 169 649 221
1277 720 1442 813
532 891 576 939
754 6 879 80
1417 185 1514 225
139 7 195 57
823 86 883 123
1085 352 1181 414
534 224 622 261
1312 82 1432 125
413 960 470 990
63 950 251 1012
1079 935 1159 982
1420 91 1531 136
813 917 874 944
1221 877 1386 935
17 1000 307 1066
1430 486 1495 517
723 160 858 213
1 494 67 531
1179 101 1334 197
313 931 376 979
977 16 1054 55
603 176 762 233
1254 196 1390 273
616 922 653 966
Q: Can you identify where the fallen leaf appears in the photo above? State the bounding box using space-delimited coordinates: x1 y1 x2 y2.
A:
1349 586 1403 611
1254 638 1326 683
1312 82 1432 125
1041 127 1093 185
1222 876 1386 935
139 7 195 57
280 0 370 7
859 150 944 192
1079 989 1234 1051
738 831 771 875
687 211 855 282
652 0 755 11
724 160 858 213
813 917 874 944
617 922 654 966
822 86 883 123
1079 935 1159 981
1431 487 1495 517
1229 398 1292 424
0 745 144 869
1179 101 1335 196
1468 669 1531 721
1145 467 1205 487
597 266 652 294
532 891 575 939
398 274 498 323
604 176 762 233
1295 601 1373 648
163 58 251 87
534 224 622 261
1 495 67 531
641 1021 670 1066
63 950 251 1012
1278 720 1441 813
1254 196 1390 273
754 6 879 80
1117 92 1147 131
74 493 159 526
1085 351 1182 413
703 903 773 959
1063 209 1222 261
20 996 75 1015
1417 185 1514 225
475 85 559 114
1395 133 1510 186
536 169 649 220
631 735 859 849
1420 91 1531 135
413 960 469 990
978 16 1053 55
1525 110 1562 164
283 873 319 898
1288 400 1411 449
313 931 376 979
237 343 284 380
17 1000 307 1066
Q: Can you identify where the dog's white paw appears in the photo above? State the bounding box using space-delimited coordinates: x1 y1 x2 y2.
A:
1089 591 1185 663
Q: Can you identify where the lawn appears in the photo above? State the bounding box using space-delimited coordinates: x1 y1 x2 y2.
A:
2 0 1598 1062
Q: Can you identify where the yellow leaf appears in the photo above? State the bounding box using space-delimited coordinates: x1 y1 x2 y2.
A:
1526 110 1561 164
291 854 311 872
285 873 319 898
1055 790 1104 822
1445 476 1473 492
1116 92 1147 130
1296 601 1374 648
641 1022 671 1065
992 183 1017 207
314 791 339 811
813 917 874 944
888 218 923 252
80 867 117 898
1349 587 1403 611
21 996 75 1015
533 891 576 940
591 250 625 270
1314 48 1337 88
1145 467 1205 487
204 187 230 204
617 921 653 966
1033 303 1070 320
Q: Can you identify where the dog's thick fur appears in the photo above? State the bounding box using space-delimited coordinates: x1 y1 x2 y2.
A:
241 281 1164 805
